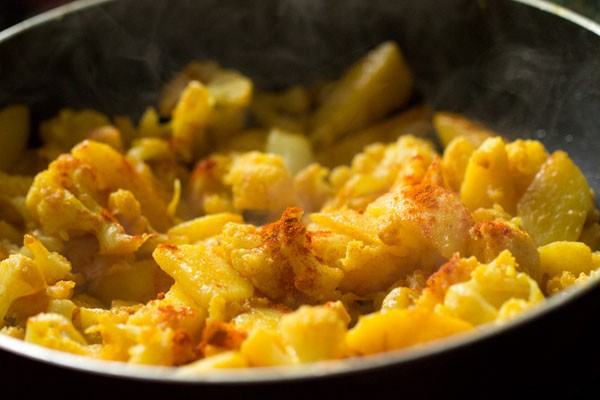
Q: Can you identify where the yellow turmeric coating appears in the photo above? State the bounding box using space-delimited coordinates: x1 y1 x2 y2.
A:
0 41 597 372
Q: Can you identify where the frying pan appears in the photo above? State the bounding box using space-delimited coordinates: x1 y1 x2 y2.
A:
0 0 599 397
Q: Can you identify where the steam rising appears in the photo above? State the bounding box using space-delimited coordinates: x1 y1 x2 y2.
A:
0 0 599 188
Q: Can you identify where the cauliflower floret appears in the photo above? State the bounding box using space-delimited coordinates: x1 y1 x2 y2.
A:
221 208 343 307
326 135 437 211
25 313 90 356
82 283 206 365
125 297 205 365
0 235 71 324
293 163 334 214
26 140 172 256
546 269 600 295
39 109 111 155
468 220 541 284
367 182 474 262
439 250 544 326
279 301 350 363
183 154 234 218
0 254 46 323
224 151 299 219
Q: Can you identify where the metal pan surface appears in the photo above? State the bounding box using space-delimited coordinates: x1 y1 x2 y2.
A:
0 0 599 396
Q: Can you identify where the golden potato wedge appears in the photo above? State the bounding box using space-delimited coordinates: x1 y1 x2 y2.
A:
310 41 414 147
433 111 494 149
460 137 517 214
517 151 593 246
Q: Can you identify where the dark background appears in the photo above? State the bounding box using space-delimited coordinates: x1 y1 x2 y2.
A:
0 0 72 31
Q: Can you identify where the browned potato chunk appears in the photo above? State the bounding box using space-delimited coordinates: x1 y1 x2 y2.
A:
346 308 472 355
433 112 493 149
310 41 414 147
538 241 596 278
460 137 517 214
369 182 474 260
153 243 254 319
468 220 541 284
517 151 594 246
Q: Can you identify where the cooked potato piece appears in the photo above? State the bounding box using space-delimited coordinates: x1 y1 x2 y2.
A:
346 308 472 355
368 182 474 261
310 41 414 147
517 151 594 246
153 243 254 319
433 111 493 149
87 259 171 305
460 137 517 214
538 241 596 278
167 212 243 243
441 136 477 192
177 351 249 374
315 105 433 168
159 61 252 115
265 128 315 175
279 302 350 363
159 61 253 136
241 329 294 367
171 80 213 161
137 107 171 139
505 139 548 198
2 41 598 371
380 286 421 311
250 86 311 134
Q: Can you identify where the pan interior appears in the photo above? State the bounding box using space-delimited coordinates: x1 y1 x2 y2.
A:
0 0 599 383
